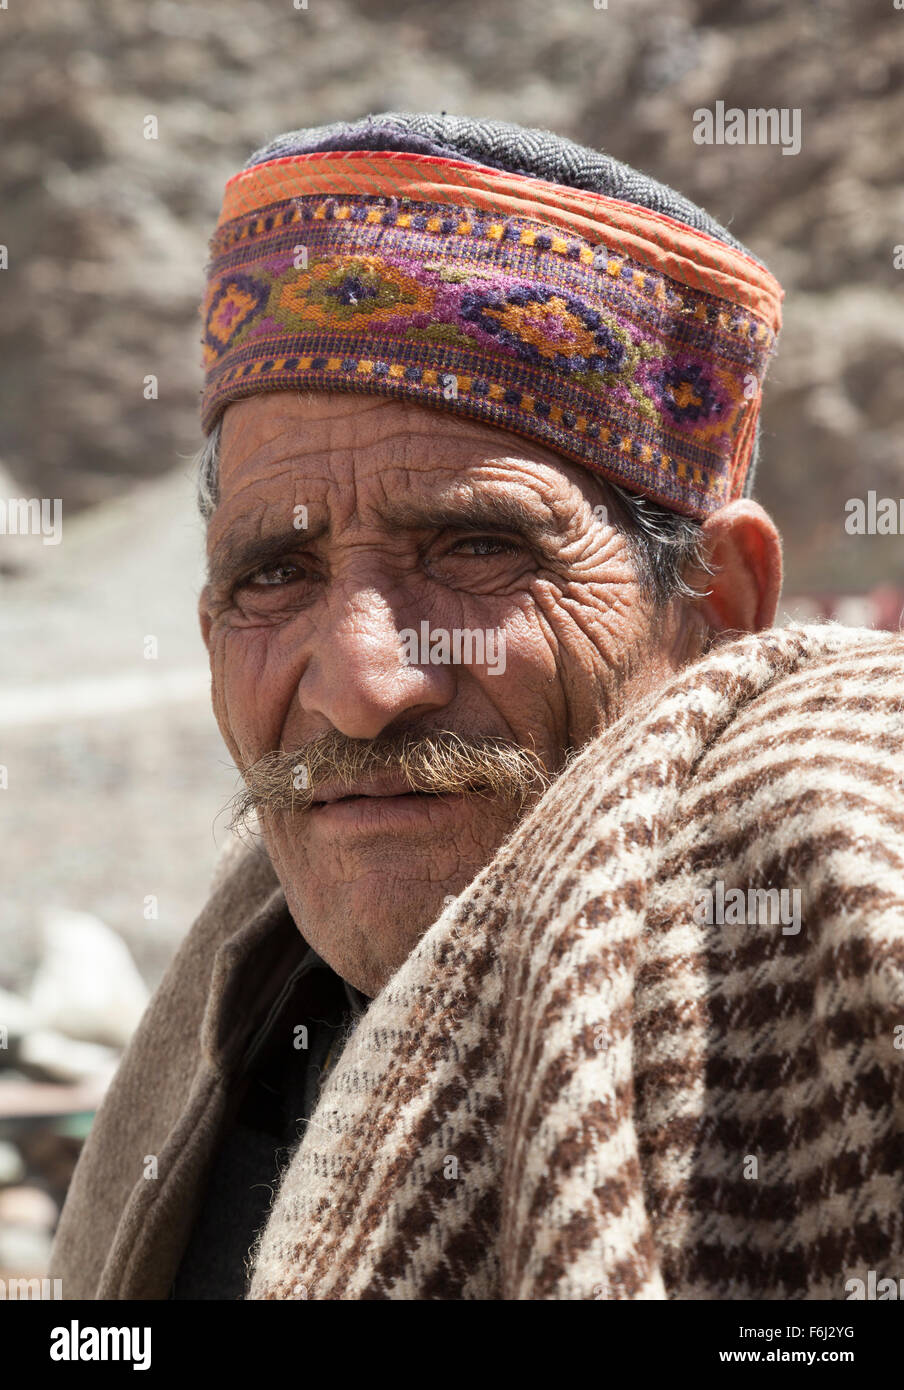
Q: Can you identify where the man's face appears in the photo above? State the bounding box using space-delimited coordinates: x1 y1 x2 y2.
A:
200 390 695 994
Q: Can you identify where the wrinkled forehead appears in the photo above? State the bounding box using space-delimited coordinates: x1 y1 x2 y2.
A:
214 389 606 516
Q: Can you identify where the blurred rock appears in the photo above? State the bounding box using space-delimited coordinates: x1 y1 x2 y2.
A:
29 909 150 1050
0 987 36 1049
0 1185 58 1272
0 467 238 998
17 1031 120 1086
0 1141 26 1186
0 1185 56 1228
16 1130 84 1212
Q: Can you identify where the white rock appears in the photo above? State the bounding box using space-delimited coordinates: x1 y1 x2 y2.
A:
0 1139 25 1184
18 1030 120 1085
0 986 37 1044
0 1186 57 1273
0 1184 58 1229
29 909 149 1049
0 1225 53 1273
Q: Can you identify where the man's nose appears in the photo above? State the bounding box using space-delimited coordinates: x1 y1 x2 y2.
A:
297 587 454 740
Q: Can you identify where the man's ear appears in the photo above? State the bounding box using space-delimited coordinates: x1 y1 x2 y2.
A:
198 585 213 650
687 499 782 635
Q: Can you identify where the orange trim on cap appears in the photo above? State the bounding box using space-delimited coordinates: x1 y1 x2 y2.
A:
217 150 783 332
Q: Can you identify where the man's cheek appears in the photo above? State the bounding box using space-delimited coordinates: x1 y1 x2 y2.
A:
204 638 235 756
211 633 279 768
542 580 641 662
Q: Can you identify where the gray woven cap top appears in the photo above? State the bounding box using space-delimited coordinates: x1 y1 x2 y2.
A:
245 110 759 261
241 110 767 497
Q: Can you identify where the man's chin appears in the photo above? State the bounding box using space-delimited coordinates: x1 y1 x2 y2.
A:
265 794 528 990
278 837 497 981
287 892 454 996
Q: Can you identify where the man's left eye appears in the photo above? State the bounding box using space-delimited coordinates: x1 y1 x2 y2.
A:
447 536 521 557
244 562 302 587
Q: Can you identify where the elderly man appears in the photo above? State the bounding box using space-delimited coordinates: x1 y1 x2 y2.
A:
51 113 904 1301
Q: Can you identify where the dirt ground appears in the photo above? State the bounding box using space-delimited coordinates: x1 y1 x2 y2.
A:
0 468 240 995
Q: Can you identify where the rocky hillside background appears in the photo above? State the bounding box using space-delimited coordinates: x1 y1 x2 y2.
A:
2 0 903 592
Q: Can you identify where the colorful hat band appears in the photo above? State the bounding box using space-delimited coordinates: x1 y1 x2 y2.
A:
201 150 784 517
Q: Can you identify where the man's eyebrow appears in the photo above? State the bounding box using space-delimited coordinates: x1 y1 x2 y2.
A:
207 521 328 588
380 492 561 540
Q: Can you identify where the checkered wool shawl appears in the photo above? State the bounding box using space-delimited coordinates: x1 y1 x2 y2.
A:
248 623 904 1300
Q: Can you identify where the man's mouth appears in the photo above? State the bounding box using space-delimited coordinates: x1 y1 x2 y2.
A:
311 790 442 808
303 775 469 830
309 775 448 809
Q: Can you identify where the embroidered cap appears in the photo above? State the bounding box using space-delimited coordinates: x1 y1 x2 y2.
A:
200 114 784 519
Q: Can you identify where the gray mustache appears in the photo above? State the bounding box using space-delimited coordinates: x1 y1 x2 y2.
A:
230 729 551 830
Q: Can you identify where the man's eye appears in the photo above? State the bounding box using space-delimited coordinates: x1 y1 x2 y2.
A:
448 535 521 557
243 562 304 588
